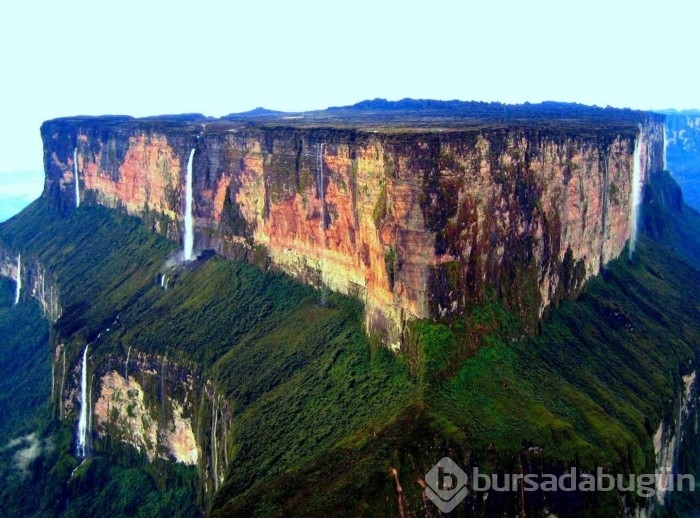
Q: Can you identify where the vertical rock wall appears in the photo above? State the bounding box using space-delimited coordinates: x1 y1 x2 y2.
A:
40 114 665 345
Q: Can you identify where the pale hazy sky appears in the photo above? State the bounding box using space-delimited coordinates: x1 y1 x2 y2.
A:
1 0 699 176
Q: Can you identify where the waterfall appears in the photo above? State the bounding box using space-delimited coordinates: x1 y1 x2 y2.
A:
600 161 609 268
212 393 219 490
161 356 167 414
160 274 166 289
317 143 327 306
14 254 21 305
125 346 130 380
629 132 642 259
317 143 324 203
673 393 683 472
183 148 196 261
74 147 80 208
663 125 668 171
60 349 66 419
76 345 89 457
88 373 93 453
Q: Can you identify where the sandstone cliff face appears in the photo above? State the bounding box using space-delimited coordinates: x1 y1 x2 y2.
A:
41 113 665 345
54 344 232 493
93 365 198 465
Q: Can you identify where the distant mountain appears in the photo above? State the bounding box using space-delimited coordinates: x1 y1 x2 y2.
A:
658 110 700 210
221 107 289 119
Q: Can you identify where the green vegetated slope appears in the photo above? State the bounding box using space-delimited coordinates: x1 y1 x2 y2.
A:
0 277 52 517
430 236 699 516
0 202 203 517
2 167 700 516
0 199 416 516
211 236 700 517
0 278 50 438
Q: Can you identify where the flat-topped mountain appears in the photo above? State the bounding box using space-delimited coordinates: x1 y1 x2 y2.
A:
5 100 700 516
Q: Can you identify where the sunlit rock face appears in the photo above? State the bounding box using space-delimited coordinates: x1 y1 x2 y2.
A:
51 342 231 492
84 351 199 465
94 370 198 465
40 108 664 346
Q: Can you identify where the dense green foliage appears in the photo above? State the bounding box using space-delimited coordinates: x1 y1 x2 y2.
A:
62 456 200 518
0 273 53 517
103 252 417 504
434 236 698 463
0 297 50 441
429 237 700 513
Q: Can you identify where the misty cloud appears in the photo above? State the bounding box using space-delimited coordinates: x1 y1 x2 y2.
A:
4 433 44 477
